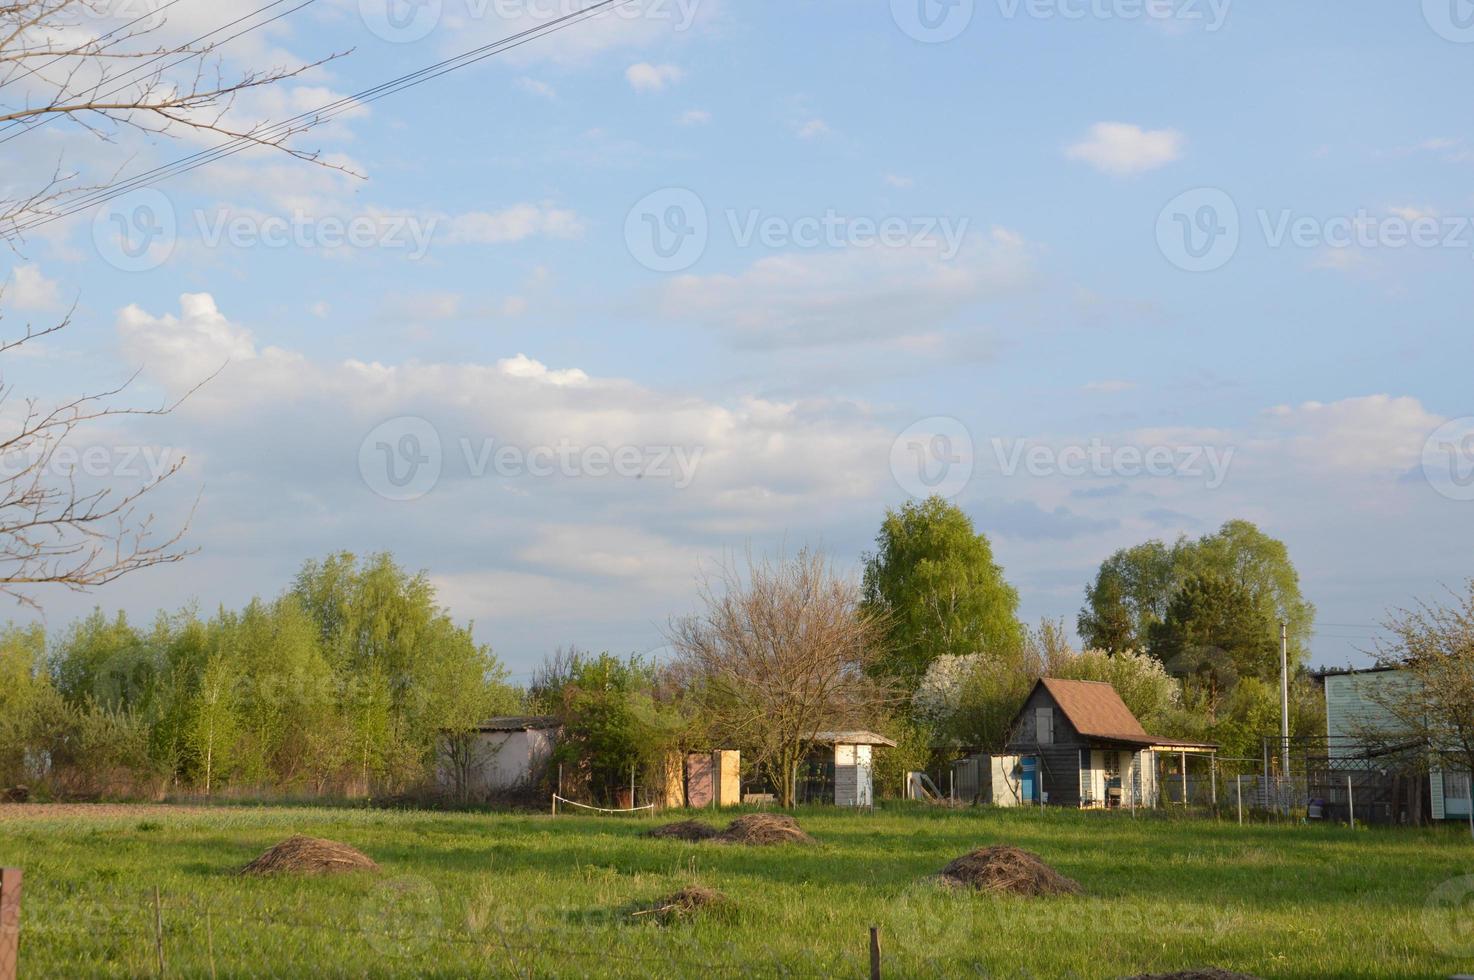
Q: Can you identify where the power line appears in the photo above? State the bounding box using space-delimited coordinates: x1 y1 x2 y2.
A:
4 0 633 239
0 0 193 94
0 0 321 144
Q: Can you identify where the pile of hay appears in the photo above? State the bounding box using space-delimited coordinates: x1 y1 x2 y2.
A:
936 846 1081 897
631 885 729 922
239 836 378 876
645 819 720 841
1126 966 1255 972
714 813 814 846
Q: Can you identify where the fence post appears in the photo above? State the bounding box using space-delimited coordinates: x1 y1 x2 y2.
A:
153 884 166 977
1347 774 1355 829
869 925 881 980
0 868 21 980
1236 777 1243 826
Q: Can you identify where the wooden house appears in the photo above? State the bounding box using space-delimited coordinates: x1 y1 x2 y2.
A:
1000 678 1217 809
1321 665 1470 823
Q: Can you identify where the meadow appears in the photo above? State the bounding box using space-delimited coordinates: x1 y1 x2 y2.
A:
1 802 1470 978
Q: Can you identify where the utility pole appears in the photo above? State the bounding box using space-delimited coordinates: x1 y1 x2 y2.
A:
1279 621 1291 784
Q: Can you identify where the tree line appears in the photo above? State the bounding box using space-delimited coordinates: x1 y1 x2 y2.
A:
0 553 517 800
12 497 1463 807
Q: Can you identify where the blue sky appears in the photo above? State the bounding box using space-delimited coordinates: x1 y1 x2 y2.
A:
4 0 1473 679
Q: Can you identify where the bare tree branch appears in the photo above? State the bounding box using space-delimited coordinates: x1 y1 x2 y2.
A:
0 0 355 237
668 548 897 807
0 310 202 609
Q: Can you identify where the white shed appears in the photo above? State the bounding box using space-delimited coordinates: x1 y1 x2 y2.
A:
437 715 559 800
812 731 896 807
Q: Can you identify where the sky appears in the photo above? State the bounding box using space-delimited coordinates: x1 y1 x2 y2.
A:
3 0 1473 681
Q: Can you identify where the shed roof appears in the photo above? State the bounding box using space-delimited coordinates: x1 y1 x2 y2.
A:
812 730 897 747
1018 678 1218 751
1039 678 1149 741
471 715 561 733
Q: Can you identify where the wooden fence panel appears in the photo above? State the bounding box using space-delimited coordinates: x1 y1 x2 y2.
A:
0 868 21 980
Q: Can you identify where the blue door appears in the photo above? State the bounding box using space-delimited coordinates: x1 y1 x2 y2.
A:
1020 757 1038 804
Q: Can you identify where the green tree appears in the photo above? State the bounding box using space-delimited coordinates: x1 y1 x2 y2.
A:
1148 574 1280 716
862 496 1023 686
1078 541 1177 653
291 552 514 791
541 651 682 804
1079 520 1313 663
0 624 67 787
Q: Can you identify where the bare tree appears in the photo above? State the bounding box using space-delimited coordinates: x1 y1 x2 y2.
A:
0 310 207 608
0 1 348 605
1 0 349 237
667 549 896 807
1356 581 1474 837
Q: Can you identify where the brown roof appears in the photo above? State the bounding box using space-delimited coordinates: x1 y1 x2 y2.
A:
1038 678 1149 740
1026 678 1216 750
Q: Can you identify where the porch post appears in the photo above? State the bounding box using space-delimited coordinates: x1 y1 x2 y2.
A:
1210 753 1218 808
1180 749 1188 808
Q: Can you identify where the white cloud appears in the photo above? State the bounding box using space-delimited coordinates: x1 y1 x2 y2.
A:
655 229 1035 348
678 109 711 126
515 77 557 99
796 118 832 140
1084 380 1136 394
2 265 63 312
1066 122 1184 176
441 204 585 244
884 174 915 189
625 62 684 92
1261 395 1443 474
1388 205 1438 222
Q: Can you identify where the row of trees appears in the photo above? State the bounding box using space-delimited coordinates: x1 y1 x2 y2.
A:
0 553 518 799
532 501 1330 807
10 496 1465 809
860 502 1325 766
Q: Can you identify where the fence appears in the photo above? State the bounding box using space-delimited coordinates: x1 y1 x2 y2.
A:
0 869 19 980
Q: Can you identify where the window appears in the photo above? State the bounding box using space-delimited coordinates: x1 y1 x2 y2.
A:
1036 707 1054 745
1445 771 1472 802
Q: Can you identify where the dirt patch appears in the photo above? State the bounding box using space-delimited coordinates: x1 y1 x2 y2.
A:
645 819 720 841
631 885 730 923
936 845 1082 897
1126 966 1255 972
239 836 378 876
0 803 226 821
714 813 815 846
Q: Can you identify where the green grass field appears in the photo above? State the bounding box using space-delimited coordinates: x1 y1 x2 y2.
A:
2 802 1470 978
